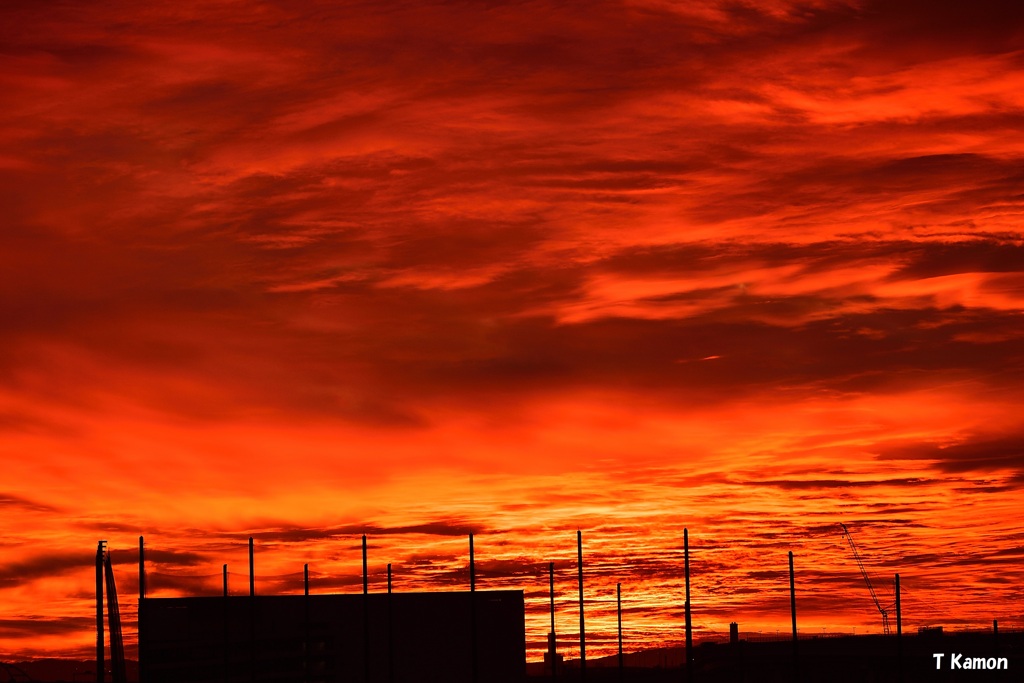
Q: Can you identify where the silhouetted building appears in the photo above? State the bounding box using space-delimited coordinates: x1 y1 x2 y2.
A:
139 590 525 683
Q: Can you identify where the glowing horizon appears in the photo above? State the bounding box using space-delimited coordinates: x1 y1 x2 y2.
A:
2 0 1023 663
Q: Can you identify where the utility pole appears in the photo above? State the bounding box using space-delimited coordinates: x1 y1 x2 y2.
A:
617 583 623 683
248 537 255 597
577 530 586 680
895 573 902 682
222 564 228 683
388 563 394 683
138 536 145 601
684 528 693 682
789 551 798 683
304 563 310 683
137 537 144 683
363 535 369 683
470 533 478 683
549 561 557 679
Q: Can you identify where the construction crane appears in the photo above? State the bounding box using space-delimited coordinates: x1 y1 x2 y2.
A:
0 662 34 682
104 552 127 683
95 542 128 683
839 522 892 635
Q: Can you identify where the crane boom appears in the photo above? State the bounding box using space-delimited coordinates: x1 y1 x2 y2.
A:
0 661 35 682
104 553 127 683
839 523 891 635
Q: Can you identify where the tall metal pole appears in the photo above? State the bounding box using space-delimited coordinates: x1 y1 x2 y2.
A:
249 538 255 683
96 541 105 683
470 533 478 683
137 536 145 683
549 561 557 679
789 551 798 683
684 528 693 682
363 535 369 595
894 574 901 637
617 583 623 682
388 563 394 683
304 563 310 683
895 573 902 683
363 534 369 683
248 537 255 597
138 536 145 601
222 563 228 683
577 530 586 680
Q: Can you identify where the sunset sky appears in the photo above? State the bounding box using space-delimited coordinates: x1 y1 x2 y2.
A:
2 0 1024 663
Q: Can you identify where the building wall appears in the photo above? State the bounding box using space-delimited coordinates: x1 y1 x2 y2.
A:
139 591 526 683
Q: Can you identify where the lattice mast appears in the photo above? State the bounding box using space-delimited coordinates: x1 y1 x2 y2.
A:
95 541 128 683
104 553 127 683
839 523 891 635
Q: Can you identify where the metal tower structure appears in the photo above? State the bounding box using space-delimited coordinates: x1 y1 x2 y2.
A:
839 522 892 635
94 541 128 683
104 553 127 683
0 662 34 682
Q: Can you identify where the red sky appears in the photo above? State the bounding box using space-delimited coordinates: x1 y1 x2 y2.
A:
2 0 1024 662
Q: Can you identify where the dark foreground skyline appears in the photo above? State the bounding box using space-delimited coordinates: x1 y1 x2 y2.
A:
5 628 1020 682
